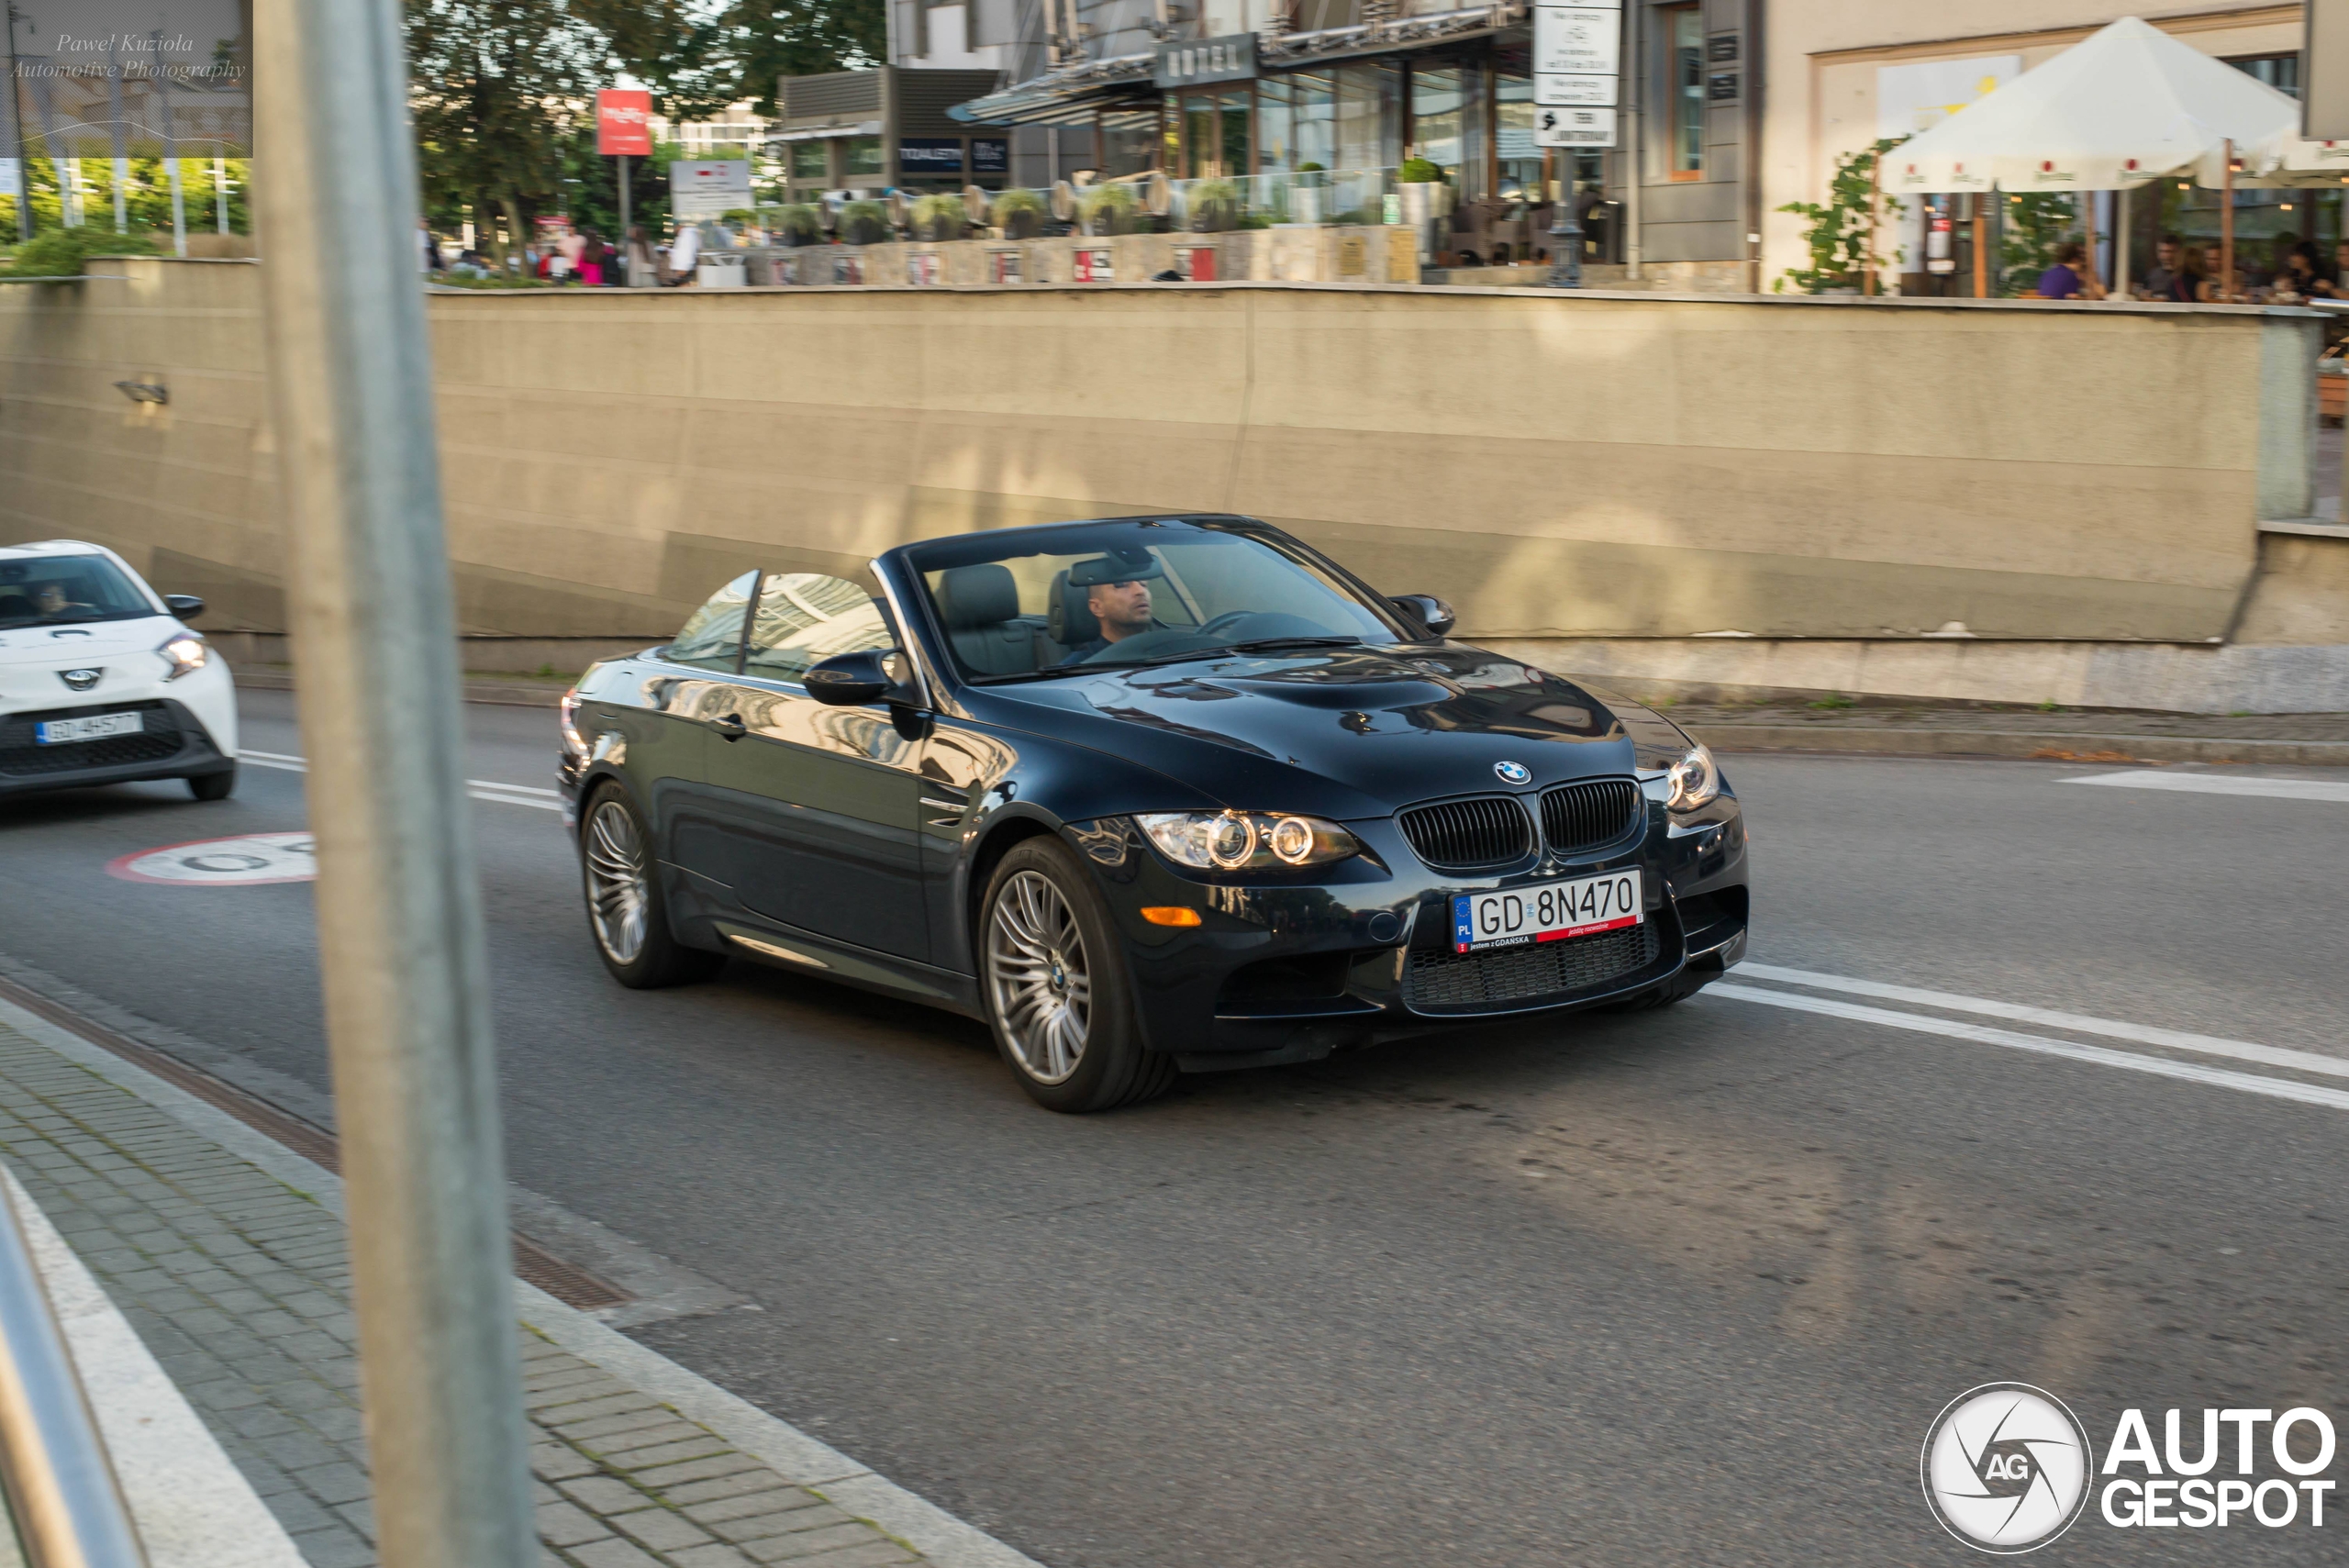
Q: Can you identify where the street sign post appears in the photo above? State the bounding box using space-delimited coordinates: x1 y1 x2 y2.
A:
596 89 652 259
1535 0 1619 287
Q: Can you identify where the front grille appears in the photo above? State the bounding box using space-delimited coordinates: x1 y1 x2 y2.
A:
0 702 185 777
1405 920 1660 1011
1397 795 1533 870
1540 777 1644 856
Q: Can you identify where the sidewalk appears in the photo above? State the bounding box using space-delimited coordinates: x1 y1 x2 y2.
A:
226 667 2349 764
0 994 1035 1568
1668 701 2349 766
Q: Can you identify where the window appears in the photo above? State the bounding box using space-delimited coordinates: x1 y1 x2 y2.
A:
743 573 895 684
2229 53 2300 98
0 555 153 629
1411 66 1465 184
666 571 757 673
790 140 829 181
1665 4 1704 179
844 137 884 177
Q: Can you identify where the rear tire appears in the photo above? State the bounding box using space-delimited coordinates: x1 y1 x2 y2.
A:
980 837 1174 1113
580 783 721 988
186 767 235 801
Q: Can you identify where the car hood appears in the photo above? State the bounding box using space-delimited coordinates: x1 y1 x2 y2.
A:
0 617 173 668
969 643 1693 818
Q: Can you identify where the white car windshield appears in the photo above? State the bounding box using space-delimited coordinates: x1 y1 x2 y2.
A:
0 556 155 630
910 520 1409 684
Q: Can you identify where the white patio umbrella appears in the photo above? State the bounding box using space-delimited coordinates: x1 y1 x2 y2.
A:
1878 16 2299 197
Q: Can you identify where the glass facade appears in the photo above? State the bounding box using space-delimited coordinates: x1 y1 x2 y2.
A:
790 140 829 181
844 137 885 177
1667 5 1704 178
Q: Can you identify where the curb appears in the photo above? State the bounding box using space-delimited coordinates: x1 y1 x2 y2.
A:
0 991 1045 1568
234 668 567 708
1698 725 2349 767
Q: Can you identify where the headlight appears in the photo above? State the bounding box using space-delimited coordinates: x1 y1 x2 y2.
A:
559 686 587 758
1664 744 1721 812
157 631 207 681
1135 810 1363 872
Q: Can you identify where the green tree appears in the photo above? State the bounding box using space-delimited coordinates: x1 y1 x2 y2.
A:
1775 136 1908 294
1998 192 2078 295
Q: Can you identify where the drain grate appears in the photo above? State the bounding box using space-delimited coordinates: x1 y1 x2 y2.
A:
0 974 631 1313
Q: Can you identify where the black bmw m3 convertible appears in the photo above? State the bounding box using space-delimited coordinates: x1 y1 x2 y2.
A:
556 515 1749 1111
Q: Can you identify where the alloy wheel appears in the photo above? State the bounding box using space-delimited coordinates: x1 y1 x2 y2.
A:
986 869 1091 1084
584 799 651 965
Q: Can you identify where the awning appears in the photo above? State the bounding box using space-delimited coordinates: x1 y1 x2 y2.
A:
770 120 883 143
950 56 1155 128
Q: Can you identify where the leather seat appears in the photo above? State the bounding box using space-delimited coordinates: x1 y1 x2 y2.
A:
934 564 1035 676
1046 569 1098 652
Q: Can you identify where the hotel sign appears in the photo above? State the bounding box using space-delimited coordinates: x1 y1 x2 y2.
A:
1154 34 1257 90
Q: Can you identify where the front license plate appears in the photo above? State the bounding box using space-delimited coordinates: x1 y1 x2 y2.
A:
35 712 143 745
1453 868 1643 954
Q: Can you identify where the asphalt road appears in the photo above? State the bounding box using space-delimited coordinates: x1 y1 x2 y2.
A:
6 684 2348 1567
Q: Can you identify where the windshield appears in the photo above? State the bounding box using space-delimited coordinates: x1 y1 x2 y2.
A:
0 555 156 630
908 520 1408 684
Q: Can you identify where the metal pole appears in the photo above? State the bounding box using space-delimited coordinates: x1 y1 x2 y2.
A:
213 155 228 232
1548 153 1582 289
106 39 127 232
618 152 630 275
1624 7 1642 281
2221 139 2236 301
1972 194 1987 297
5 0 29 239
2116 183 2132 296
0 1179 150 1568
250 0 537 1564
153 29 184 257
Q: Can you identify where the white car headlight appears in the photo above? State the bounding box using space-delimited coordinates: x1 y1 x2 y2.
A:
1664 744 1721 813
157 630 208 681
1135 810 1363 872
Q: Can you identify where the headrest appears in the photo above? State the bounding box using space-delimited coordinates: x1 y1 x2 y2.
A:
935 563 1019 628
1065 549 1164 588
1048 569 1098 647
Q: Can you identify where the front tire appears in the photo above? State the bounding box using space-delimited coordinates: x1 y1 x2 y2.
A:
580 783 721 988
187 766 235 801
980 838 1174 1113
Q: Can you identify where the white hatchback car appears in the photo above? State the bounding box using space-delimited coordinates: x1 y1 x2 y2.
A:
0 540 239 800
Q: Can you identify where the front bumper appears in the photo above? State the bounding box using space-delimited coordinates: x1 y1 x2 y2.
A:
1074 799 1749 1069
0 695 234 797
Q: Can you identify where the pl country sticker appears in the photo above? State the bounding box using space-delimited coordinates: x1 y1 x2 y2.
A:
108 833 317 886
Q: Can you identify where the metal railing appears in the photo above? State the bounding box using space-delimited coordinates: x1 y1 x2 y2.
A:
0 1181 147 1568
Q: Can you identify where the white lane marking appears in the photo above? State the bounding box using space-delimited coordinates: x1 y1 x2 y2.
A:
2061 770 2349 802
1739 963 2349 1082
237 751 562 810
1709 984 2349 1115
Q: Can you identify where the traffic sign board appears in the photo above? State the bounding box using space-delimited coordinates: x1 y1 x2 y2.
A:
1537 74 1618 107
1535 7 1620 76
1535 106 1620 149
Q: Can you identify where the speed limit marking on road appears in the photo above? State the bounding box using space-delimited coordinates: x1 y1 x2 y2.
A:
108 832 318 886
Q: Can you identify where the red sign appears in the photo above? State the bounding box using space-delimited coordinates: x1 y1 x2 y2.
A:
596 90 653 157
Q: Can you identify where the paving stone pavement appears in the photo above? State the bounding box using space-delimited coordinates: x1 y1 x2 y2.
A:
0 1020 922 1568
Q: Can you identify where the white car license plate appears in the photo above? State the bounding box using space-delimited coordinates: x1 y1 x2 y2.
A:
1452 868 1643 954
35 711 143 745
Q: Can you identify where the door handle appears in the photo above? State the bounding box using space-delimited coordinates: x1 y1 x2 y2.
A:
711 713 747 740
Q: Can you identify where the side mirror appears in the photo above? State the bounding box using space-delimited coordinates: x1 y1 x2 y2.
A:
163 594 206 621
806 648 914 707
1389 594 1455 639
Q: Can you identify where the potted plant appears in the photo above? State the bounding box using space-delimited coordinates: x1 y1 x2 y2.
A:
910 193 966 243
1290 163 1326 226
841 199 889 247
1396 157 1450 261
1186 178 1239 233
1080 183 1139 237
773 204 823 248
994 187 1046 240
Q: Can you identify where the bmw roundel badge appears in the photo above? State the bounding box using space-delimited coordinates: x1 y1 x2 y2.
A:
61 668 104 692
1494 760 1532 785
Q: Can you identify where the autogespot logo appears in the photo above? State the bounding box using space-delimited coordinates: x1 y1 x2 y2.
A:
1921 1384 2094 1553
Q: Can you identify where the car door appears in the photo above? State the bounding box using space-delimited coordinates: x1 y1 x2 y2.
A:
630 570 757 878
698 571 931 963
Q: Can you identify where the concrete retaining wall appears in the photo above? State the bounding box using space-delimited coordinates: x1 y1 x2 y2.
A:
3 257 2340 707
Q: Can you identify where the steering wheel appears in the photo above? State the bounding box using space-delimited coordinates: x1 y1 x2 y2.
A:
1195 610 1258 638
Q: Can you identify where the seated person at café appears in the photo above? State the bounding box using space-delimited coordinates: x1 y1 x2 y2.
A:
2035 242 2105 300
2134 234 2182 301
